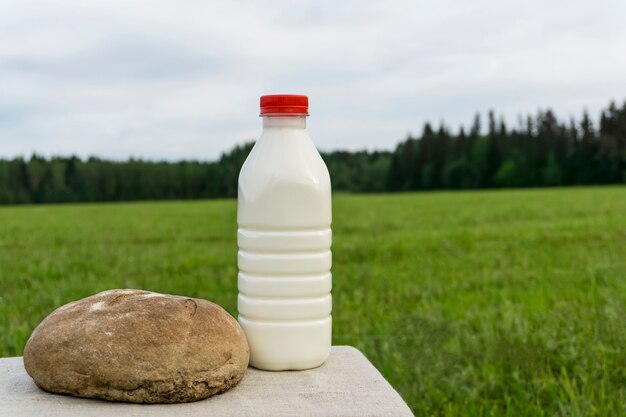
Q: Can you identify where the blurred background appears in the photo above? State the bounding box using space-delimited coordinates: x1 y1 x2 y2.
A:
1 1 626 416
1 0 626 203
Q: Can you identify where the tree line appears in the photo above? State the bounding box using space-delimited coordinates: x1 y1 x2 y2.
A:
0 100 625 204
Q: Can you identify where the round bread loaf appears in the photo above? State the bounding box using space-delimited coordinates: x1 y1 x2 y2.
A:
23 289 249 403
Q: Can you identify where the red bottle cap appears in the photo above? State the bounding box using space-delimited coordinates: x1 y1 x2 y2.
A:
260 94 309 115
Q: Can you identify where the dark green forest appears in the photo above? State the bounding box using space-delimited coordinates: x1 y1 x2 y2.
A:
1 100 625 204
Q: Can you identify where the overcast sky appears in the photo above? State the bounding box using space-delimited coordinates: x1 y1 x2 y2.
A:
1 0 625 160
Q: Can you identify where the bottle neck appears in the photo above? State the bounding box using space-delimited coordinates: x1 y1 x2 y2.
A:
262 115 307 129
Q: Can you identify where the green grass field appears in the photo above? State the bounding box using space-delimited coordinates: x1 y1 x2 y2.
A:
1 187 625 416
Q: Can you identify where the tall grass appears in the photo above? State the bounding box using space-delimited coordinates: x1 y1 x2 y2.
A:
1 186 625 415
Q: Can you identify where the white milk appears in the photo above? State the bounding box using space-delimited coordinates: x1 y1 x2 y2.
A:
237 95 332 371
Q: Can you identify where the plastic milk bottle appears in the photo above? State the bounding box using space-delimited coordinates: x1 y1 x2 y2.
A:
237 95 332 370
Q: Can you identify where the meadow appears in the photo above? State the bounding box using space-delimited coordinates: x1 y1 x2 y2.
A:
1 186 625 416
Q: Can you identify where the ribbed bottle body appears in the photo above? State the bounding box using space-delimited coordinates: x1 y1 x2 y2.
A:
237 118 332 371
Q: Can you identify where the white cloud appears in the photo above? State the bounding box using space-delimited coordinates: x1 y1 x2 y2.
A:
0 0 625 160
